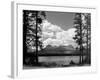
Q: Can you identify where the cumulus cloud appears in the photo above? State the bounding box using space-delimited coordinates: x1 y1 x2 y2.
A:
43 38 63 48
42 20 77 48
42 20 63 32
56 28 77 48
48 24 63 32
42 20 51 32
42 32 54 40
67 28 76 38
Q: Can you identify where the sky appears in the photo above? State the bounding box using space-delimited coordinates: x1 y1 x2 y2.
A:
41 11 77 48
46 11 75 30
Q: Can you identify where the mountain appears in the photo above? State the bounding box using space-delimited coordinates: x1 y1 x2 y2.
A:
45 45 74 50
41 45 75 54
62 45 75 50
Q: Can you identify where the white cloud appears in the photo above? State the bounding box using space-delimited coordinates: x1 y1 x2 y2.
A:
67 28 76 38
48 24 63 32
42 20 63 32
42 20 77 48
56 28 76 41
43 38 63 48
42 32 54 40
56 28 77 48
42 20 51 32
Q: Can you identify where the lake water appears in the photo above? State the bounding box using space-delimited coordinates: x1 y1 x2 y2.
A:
23 56 87 69
39 56 83 65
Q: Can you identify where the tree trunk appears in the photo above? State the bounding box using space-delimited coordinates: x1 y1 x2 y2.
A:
23 11 27 64
80 14 83 64
35 11 38 64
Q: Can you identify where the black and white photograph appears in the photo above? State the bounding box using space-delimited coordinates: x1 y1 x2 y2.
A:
23 10 91 69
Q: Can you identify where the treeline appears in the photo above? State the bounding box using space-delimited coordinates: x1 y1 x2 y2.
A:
23 10 46 64
73 13 91 64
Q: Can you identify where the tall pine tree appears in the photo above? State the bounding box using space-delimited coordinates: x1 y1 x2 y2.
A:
23 10 46 64
81 13 91 64
73 13 83 64
73 13 91 64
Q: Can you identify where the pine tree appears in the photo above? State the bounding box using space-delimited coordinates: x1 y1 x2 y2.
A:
23 10 46 64
82 13 91 64
73 13 83 64
73 13 91 64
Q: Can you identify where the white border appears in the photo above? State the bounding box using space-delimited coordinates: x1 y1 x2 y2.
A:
11 1 97 78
